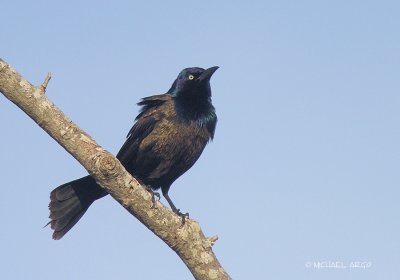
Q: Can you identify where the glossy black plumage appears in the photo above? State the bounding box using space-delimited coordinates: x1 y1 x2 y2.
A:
48 66 218 239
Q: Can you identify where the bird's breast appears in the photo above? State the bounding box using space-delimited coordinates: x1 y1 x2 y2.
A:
143 116 210 160
135 115 211 186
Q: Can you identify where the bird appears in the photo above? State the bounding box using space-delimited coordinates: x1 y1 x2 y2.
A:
47 66 219 240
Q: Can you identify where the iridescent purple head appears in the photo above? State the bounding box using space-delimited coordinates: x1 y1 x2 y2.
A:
168 66 219 99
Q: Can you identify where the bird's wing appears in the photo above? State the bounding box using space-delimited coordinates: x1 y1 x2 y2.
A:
116 94 170 164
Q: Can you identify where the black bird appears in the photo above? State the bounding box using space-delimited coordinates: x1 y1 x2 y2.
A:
47 66 218 240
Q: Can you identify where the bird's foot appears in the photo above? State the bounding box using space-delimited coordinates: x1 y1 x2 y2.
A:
144 185 160 209
174 209 189 226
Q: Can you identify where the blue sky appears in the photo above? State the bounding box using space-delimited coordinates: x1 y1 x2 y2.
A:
1 1 399 279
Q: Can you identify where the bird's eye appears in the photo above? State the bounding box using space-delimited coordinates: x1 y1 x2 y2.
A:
188 74 195 80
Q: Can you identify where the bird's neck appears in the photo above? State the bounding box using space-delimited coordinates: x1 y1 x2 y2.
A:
172 94 217 139
173 95 215 123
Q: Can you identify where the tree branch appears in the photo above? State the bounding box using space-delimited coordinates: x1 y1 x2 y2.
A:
0 59 231 280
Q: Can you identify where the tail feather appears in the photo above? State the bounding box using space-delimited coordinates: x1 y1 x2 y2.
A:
51 183 76 201
47 175 108 240
50 205 89 240
49 195 82 220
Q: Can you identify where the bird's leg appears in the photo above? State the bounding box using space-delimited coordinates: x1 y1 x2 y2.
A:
144 185 160 209
162 190 189 225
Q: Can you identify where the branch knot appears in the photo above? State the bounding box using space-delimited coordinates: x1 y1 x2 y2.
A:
98 154 119 178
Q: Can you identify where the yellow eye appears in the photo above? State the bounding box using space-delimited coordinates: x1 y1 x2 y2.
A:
188 74 194 80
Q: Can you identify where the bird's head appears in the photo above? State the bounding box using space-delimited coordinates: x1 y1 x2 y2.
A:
168 66 219 101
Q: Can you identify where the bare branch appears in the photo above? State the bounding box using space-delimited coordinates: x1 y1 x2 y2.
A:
0 58 231 280
39 72 52 93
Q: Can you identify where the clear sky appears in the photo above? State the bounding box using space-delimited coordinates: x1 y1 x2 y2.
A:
1 1 399 279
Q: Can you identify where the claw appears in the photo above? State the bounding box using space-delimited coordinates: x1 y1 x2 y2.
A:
153 192 161 201
144 185 160 209
175 209 189 226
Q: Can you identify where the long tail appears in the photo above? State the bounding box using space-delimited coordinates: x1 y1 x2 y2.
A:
47 175 108 240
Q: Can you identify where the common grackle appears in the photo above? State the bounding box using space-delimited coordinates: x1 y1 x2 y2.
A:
47 66 218 240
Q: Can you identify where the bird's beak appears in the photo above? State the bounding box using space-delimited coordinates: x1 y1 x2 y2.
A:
197 66 219 83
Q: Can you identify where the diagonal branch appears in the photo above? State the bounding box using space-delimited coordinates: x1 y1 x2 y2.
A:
0 58 231 280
